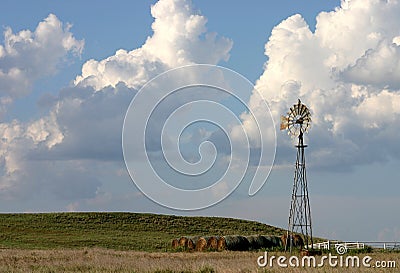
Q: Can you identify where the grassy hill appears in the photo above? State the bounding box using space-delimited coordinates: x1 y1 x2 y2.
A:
0 212 285 251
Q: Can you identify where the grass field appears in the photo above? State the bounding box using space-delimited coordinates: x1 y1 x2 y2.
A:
0 213 398 272
0 212 284 251
0 248 399 272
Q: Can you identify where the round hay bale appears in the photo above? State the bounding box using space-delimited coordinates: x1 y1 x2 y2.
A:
293 234 304 248
217 236 226 251
188 236 201 243
186 238 195 250
259 235 274 249
224 235 250 251
245 235 257 250
195 237 207 251
281 234 304 248
207 236 218 250
270 235 283 247
171 238 179 249
178 236 187 247
246 235 268 250
281 234 288 248
262 235 282 248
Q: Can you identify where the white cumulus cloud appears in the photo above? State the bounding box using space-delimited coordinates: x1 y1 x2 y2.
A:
249 0 400 170
0 0 233 207
74 0 232 90
0 14 84 101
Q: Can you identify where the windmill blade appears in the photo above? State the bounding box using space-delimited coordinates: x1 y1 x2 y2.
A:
289 106 296 118
303 121 311 129
296 103 301 116
293 102 298 114
300 104 308 117
303 113 311 121
300 104 306 116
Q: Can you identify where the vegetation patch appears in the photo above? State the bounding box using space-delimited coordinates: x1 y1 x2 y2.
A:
0 212 284 251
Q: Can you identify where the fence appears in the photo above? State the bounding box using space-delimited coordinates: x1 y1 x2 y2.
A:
311 240 400 250
311 240 364 250
363 242 400 250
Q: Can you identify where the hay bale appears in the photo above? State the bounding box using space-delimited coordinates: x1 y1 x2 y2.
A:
185 236 199 246
281 234 304 248
186 238 195 250
246 235 270 250
189 236 200 242
246 235 258 249
178 237 187 247
176 236 196 250
171 238 179 249
293 234 304 248
259 235 276 248
195 237 207 251
260 235 282 248
224 235 250 251
247 235 283 250
179 234 286 251
207 236 218 250
269 235 283 247
281 234 288 247
217 236 226 251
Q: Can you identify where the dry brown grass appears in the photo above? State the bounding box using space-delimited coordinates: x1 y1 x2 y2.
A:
0 248 399 273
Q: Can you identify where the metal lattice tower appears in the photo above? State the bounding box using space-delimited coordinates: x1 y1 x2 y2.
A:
280 99 313 252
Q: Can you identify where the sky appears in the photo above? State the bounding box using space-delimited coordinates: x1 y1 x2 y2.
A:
1 0 400 242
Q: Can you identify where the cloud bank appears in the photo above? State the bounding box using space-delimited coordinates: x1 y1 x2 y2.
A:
1 0 400 212
0 0 232 208
251 0 400 170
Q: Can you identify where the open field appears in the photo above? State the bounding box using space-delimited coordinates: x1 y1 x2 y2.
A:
0 212 284 251
0 248 399 273
1 213 398 272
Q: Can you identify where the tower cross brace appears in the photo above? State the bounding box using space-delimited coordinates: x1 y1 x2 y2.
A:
286 130 313 252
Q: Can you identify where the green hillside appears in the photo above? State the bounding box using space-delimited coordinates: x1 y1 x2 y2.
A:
0 212 285 251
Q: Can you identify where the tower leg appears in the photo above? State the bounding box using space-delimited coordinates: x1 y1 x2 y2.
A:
286 132 313 252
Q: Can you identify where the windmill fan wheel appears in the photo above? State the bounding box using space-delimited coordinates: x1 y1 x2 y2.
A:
280 99 311 137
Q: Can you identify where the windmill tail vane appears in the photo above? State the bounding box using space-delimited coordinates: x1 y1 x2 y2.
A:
280 115 289 130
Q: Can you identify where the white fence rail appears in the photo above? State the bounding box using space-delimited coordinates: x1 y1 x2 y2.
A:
363 242 400 250
311 240 364 250
310 240 400 250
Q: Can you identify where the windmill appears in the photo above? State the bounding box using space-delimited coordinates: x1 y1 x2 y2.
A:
280 99 313 252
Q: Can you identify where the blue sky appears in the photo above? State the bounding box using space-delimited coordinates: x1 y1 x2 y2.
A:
1 0 400 243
